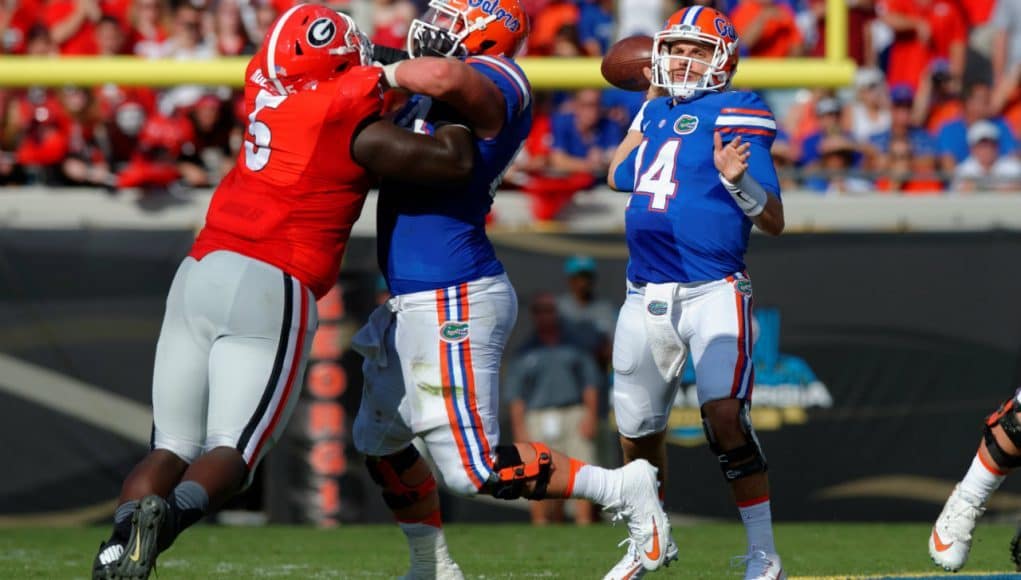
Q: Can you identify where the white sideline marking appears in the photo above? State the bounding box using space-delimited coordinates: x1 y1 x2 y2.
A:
0 352 151 444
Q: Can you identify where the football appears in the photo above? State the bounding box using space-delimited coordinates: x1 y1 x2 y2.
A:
600 35 654 92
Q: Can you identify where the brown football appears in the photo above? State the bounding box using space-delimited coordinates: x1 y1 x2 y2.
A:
601 35 654 92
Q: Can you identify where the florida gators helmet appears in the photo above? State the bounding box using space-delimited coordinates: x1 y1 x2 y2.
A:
256 4 371 94
652 6 739 99
407 0 528 59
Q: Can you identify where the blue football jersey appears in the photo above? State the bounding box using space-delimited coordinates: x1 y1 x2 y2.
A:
377 55 533 295
618 90 781 284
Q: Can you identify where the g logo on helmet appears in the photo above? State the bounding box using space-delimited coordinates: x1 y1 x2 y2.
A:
307 17 337 47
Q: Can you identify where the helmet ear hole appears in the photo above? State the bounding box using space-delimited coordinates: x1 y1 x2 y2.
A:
294 41 304 55
478 39 496 53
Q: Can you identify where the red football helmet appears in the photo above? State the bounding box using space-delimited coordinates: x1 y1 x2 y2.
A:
256 4 371 94
652 6 739 99
406 0 528 59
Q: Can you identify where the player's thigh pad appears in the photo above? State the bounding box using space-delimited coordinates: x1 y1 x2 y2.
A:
152 257 210 463
199 252 317 481
612 291 681 438
687 276 754 404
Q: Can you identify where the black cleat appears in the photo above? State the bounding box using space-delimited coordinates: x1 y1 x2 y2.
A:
91 541 122 580
114 495 169 580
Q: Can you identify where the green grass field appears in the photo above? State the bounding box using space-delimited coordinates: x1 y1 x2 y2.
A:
1 522 1019 579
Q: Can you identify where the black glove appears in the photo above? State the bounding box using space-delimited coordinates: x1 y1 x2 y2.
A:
411 27 467 59
372 44 410 65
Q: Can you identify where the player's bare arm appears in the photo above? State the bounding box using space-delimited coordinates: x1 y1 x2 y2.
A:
383 57 506 138
607 129 644 190
713 132 784 236
352 120 475 184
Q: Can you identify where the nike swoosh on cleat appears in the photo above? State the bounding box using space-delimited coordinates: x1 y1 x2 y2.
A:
644 519 661 561
129 533 142 562
931 528 954 552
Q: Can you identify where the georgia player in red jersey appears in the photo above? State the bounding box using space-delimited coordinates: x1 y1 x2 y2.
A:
91 5 474 579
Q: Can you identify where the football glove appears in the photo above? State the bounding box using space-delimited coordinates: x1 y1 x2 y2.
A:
411 27 467 59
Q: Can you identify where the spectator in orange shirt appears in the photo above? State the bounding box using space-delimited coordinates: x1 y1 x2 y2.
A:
730 0 804 58
921 0 966 81
877 0 966 91
529 0 579 55
917 59 963 134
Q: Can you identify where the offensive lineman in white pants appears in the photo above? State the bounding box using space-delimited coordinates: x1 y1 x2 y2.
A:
604 6 786 580
352 2 671 577
90 6 479 578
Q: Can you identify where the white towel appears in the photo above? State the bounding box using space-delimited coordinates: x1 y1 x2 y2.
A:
642 282 686 381
351 304 395 367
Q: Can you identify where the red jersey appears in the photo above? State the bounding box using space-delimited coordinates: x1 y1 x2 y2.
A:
190 63 384 299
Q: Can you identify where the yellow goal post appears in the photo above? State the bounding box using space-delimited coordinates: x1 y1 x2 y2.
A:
0 0 853 90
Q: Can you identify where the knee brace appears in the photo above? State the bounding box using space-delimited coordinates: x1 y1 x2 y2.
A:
365 445 437 510
482 443 553 501
983 397 1021 469
702 401 768 482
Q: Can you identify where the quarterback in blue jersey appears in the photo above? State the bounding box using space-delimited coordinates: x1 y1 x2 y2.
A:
351 0 671 577
605 6 786 580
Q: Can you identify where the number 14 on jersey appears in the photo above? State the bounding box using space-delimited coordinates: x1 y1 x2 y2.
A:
631 138 680 212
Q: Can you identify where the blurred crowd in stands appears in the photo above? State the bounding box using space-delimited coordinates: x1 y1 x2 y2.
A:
2 0 1021 213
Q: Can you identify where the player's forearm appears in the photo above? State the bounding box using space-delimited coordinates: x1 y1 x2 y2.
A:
385 58 504 137
750 194 784 236
608 130 644 190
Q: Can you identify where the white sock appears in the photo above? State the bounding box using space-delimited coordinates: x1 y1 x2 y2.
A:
400 522 451 562
571 464 623 506
959 454 1006 505
738 498 775 554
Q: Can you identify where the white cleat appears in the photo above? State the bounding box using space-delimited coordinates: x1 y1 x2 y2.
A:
604 459 672 571
399 532 465 580
929 484 985 572
603 536 678 579
738 548 785 580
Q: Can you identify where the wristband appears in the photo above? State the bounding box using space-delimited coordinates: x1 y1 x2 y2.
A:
719 172 768 217
382 62 401 89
